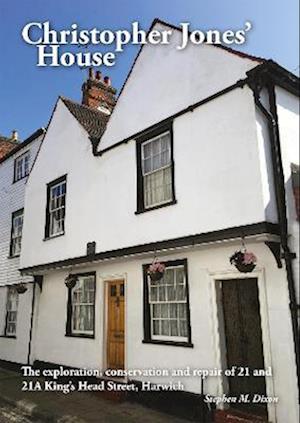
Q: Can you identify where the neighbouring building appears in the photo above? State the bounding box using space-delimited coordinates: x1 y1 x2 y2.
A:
0 128 45 363
1 19 299 423
0 131 19 160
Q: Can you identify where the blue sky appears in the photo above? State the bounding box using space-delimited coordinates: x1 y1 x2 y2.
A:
0 0 299 140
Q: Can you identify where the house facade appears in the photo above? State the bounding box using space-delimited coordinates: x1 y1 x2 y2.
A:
1 20 299 423
0 129 45 363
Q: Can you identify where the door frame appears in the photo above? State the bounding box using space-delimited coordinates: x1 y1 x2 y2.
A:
209 268 276 422
101 273 127 376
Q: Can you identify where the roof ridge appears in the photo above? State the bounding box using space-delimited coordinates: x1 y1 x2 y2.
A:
60 96 109 140
60 96 107 116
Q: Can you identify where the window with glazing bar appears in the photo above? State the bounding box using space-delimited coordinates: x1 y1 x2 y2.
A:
45 175 67 238
10 209 24 257
136 124 175 213
14 151 30 182
5 287 18 337
66 273 96 337
143 259 192 346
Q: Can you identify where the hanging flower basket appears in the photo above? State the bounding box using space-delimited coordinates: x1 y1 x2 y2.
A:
15 283 28 294
64 274 78 289
230 250 257 273
147 261 166 282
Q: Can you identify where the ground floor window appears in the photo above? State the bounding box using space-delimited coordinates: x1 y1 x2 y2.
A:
143 259 192 346
5 287 18 337
66 273 96 338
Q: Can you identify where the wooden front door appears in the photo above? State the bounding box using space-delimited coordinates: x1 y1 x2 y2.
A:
107 280 125 370
221 278 267 416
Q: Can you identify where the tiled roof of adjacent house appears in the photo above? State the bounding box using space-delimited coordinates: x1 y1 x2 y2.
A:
0 128 45 164
60 97 110 139
0 135 17 160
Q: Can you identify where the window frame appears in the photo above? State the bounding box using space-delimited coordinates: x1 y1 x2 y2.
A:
143 259 193 347
4 287 19 338
13 151 30 183
44 175 67 240
136 122 176 214
65 272 96 339
9 208 24 258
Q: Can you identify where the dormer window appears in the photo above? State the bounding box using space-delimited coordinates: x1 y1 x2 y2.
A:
136 123 176 213
45 175 67 239
14 151 30 182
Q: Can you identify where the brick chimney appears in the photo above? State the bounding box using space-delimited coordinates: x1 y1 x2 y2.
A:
81 68 117 114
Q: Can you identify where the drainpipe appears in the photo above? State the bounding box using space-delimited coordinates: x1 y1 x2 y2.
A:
250 77 300 401
27 282 36 365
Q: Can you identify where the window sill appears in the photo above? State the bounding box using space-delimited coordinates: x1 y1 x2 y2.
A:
135 199 177 215
65 333 95 339
0 335 17 339
7 255 20 259
43 233 65 241
142 339 193 348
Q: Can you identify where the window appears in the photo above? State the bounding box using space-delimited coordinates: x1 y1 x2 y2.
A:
143 259 192 346
66 273 96 337
10 209 24 257
14 151 30 182
5 287 18 337
45 175 67 238
136 124 175 213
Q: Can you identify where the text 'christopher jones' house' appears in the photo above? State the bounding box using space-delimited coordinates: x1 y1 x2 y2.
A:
0 20 299 423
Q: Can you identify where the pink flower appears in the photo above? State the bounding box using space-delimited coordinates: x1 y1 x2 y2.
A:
243 252 257 264
148 261 166 274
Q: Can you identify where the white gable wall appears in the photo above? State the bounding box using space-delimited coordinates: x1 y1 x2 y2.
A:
20 86 267 269
100 22 260 150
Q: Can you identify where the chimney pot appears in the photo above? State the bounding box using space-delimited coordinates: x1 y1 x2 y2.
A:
11 130 18 141
88 67 95 80
95 71 102 81
104 76 111 86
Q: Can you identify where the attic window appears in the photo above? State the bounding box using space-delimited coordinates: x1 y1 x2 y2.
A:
14 151 30 182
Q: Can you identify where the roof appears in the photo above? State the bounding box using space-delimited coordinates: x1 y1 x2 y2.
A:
60 97 109 139
0 136 16 160
0 128 45 164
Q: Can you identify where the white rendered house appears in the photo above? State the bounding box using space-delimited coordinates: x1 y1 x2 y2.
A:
1 19 300 423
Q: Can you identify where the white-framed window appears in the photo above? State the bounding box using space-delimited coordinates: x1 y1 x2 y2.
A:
5 287 18 337
70 274 95 336
46 176 66 238
10 209 24 257
141 131 173 209
147 262 190 343
14 151 30 182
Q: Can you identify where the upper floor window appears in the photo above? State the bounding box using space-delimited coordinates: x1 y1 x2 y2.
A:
136 124 176 213
143 259 192 346
45 175 67 239
14 151 30 182
10 209 24 257
5 287 18 337
66 273 96 338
